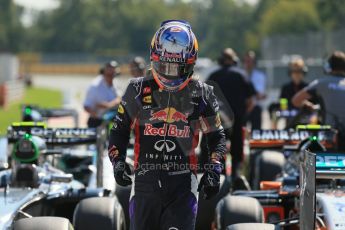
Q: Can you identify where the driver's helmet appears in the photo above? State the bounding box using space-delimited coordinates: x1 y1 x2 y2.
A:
150 20 198 92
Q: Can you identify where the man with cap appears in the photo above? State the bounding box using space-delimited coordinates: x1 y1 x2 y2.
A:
84 61 121 127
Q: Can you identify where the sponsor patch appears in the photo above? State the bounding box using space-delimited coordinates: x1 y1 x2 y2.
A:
143 95 152 103
150 107 188 124
154 140 176 152
108 145 119 159
143 87 151 94
144 124 190 138
170 27 183 33
118 104 124 114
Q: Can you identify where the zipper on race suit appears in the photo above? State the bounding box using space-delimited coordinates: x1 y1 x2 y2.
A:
158 91 172 189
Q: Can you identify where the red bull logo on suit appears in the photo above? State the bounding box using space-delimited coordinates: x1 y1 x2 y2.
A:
144 124 190 138
150 107 188 124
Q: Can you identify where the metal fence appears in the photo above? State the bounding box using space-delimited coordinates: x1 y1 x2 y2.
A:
261 28 345 61
257 59 326 90
258 29 345 90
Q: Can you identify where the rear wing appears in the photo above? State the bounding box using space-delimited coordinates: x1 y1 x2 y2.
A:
250 128 337 149
299 150 345 230
7 122 99 145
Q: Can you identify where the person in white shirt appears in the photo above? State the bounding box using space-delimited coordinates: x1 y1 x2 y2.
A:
244 51 266 129
84 61 121 127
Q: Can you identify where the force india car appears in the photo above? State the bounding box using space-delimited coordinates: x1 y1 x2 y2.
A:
0 123 125 230
248 125 338 189
215 126 345 230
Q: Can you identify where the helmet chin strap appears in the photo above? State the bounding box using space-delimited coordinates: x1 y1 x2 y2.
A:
151 68 192 92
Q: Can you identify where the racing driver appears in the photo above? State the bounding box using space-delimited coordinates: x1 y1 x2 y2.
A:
108 20 226 230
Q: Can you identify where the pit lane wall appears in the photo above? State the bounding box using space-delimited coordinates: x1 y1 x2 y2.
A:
18 53 131 76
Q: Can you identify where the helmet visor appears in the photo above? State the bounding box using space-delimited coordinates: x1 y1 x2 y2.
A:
153 61 181 78
152 61 194 79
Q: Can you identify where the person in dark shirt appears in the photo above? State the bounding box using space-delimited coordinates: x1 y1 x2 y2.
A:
280 58 308 109
206 48 255 184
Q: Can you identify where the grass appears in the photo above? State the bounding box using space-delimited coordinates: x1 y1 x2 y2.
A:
0 87 62 135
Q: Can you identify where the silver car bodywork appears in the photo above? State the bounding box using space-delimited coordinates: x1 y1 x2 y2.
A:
0 164 84 230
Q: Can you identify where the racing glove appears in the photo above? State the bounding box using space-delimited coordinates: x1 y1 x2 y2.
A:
198 162 222 200
113 161 132 187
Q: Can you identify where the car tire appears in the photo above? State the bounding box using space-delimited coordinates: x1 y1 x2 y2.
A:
226 223 275 230
215 195 264 230
115 184 132 230
13 217 73 230
196 174 231 230
73 197 125 230
253 151 285 189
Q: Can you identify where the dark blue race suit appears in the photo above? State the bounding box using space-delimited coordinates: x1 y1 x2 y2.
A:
108 74 226 230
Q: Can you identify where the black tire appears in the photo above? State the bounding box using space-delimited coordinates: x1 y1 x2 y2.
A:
73 197 125 230
115 184 132 230
215 195 264 230
226 223 275 230
13 217 73 230
253 151 285 189
196 174 231 230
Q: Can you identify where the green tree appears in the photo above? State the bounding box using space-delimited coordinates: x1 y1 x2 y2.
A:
197 0 254 58
0 0 24 52
316 0 345 30
29 0 196 55
117 0 195 55
259 0 322 36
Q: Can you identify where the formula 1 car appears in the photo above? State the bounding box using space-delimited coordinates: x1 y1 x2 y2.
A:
248 125 338 189
215 127 345 230
269 100 321 129
6 123 108 188
21 104 79 127
0 123 125 230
